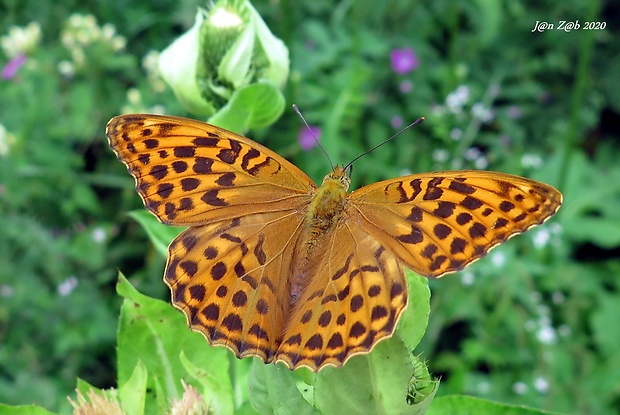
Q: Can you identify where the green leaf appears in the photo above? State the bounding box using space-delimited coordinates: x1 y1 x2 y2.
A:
397 270 431 351
562 216 620 248
75 377 98 395
0 404 60 415
591 295 620 358
427 395 566 415
314 336 416 415
180 351 235 415
127 210 183 257
208 83 285 132
118 360 148 415
248 361 319 415
116 273 234 414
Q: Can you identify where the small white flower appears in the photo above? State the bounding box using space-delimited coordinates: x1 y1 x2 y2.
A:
477 380 491 394
549 222 562 235
474 156 488 169
471 103 495 122
445 85 469 114
112 36 126 51
521 153 543 169
534 376 549 394
127 88 142 105
464 147 481 160
512 382 528 395
83 14 97 29
490 251 506 267
57 60 75 78
460 271 475 286
0 124 15 156
551 291 565 304
0 21 42 57
0 284 14 298
68 13 84 27
57 276 79 297
102 23 116 41
432 148 449 163
142 50 160 74
536 325 557 345
455 85 470 102
449 128 462 141
92 227 106 243
149 104 167 115
557 324 572 337
532 228 550 248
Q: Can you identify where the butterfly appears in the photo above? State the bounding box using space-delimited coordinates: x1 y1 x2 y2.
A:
106 114 562 371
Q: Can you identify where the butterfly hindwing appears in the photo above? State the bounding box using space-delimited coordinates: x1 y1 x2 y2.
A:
164 210 306 362
274 219 408 370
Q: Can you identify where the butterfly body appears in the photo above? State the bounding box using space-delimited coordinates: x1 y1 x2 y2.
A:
107 114 562 371
305 167 350 238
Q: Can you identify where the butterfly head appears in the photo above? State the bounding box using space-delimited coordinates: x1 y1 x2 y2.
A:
322 165 351 191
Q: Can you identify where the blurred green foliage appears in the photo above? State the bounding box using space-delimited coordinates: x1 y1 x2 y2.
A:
0 0 619 414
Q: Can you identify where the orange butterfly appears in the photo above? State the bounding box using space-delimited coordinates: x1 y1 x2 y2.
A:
107 114 562 371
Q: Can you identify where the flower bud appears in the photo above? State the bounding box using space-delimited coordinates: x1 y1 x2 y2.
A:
159 0 289 125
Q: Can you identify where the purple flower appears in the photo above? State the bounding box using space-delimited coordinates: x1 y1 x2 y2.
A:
399 80 413 94
390 47 419 75
390 115 404 129
2 53 27 80
298 125 321 151
507 105 522 119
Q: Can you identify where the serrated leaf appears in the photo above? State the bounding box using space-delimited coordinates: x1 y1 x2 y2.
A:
314 336 416 415
116 273 234 414
248 361 319 415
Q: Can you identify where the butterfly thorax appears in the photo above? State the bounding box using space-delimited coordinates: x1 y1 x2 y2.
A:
306 166 351 237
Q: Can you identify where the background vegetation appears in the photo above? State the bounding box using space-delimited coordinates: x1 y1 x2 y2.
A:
1 0 619 413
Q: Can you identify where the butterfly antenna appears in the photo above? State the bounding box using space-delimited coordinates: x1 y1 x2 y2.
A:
343 117 426 172
293 104 334 169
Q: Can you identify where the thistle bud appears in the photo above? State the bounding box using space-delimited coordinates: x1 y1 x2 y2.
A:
159 0 289 127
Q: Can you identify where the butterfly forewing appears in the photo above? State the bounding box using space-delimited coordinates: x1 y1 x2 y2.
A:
349 171 562 277
106 114 315 226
